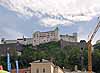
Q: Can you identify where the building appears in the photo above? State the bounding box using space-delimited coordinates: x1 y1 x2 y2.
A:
30 59 64 73
60 33 77 42
32 27 78 46
0 43 23 56
1 39 17 44
60 40 87 49
54 66 64 73
1 37 33 45
96 40 100 44
17 37 33 45
11 67 31 73
0 28 78 47
32 27 59 46
60 39 79 49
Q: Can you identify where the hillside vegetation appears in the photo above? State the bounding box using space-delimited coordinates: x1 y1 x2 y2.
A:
0 41 100 73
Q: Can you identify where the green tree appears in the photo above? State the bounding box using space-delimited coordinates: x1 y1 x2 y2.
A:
93 49 100 73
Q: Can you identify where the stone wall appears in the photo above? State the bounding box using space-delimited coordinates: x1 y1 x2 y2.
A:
60 40 87 49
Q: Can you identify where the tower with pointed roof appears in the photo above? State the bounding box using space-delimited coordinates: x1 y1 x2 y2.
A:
54 27 60 41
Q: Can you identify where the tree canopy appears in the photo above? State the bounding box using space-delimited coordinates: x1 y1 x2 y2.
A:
0 41 100 73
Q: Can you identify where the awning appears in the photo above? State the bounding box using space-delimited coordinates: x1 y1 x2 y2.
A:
0 70 8 73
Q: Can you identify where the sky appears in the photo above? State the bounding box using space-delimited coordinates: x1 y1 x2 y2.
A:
0 0 100 44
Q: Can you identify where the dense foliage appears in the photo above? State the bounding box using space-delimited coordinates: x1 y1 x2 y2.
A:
0 41 100 72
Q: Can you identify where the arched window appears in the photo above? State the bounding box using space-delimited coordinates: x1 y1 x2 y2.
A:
36 69 39 73
43 68 45 73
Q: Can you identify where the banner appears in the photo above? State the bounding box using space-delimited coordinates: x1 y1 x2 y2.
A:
7 53 11 72
16 60 19 73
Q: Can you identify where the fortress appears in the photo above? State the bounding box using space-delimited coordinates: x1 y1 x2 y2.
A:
0 27 78 56
1 27 78 46
32 27 77 46
32 27 59 46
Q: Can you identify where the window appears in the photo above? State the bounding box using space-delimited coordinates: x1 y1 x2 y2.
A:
37 34 39 37
43 68 45 73
36 69 39 73
44 40 46 42
34 40 36 42
34 34 36 37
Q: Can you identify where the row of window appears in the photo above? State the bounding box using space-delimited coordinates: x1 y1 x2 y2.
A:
33 33 57 38
33 38 55 43
36 68 45 73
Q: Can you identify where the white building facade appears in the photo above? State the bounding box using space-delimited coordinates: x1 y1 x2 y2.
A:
32 27 59 46
1 37 33 45
32 27 77 46
30 59 64 73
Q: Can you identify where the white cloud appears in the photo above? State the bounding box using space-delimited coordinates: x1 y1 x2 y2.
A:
77 26 87 42
67 16 93 22
40 18 73 27
1 0 100 27
0 27 25 40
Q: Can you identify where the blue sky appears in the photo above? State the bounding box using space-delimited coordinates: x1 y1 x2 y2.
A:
0 0 100 44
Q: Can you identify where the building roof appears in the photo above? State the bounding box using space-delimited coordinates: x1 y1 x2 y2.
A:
31 59 50 63
30 59 55 67
33 27 58 35
17 38 32 40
